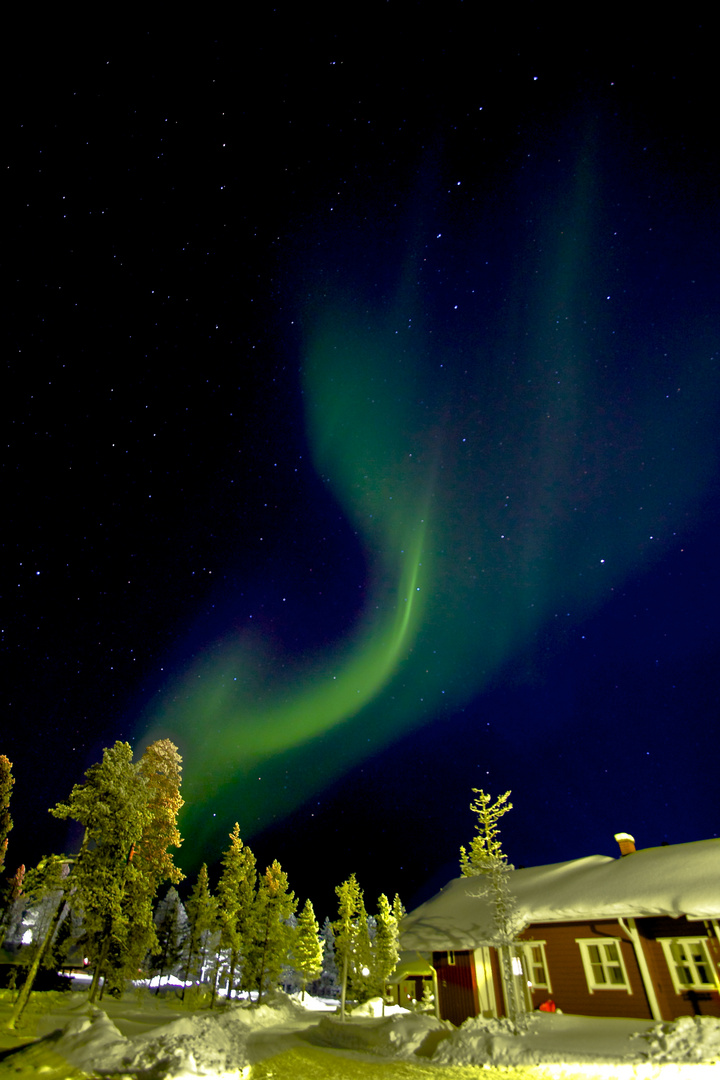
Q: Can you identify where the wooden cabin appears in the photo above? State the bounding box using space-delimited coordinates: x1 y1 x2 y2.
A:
400 836 720 1025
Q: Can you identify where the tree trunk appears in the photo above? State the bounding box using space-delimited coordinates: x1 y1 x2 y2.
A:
256 916 271 1008
88 930 111 1004
340 953 348 1021
7 900 65 1030
227 947 238 1000
180 930 197 1002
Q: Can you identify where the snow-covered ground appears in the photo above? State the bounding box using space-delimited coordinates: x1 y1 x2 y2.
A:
1 986 719 1078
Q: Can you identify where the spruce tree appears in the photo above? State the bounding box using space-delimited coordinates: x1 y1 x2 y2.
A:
246 860 296 1006
181 864 218 1000
151 886 187 991
333 873 366 1020
0 755 14 877
291 899 323 1000
216 823 257 999
347 899 373 1005
373 893 400 1014
311 916 339 999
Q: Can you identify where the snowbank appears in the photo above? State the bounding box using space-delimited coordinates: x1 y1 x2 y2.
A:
307 1009 449 1058
633 1016 720 1063
2 990 719 1078
433 1012 720 1069
349 995 412 1017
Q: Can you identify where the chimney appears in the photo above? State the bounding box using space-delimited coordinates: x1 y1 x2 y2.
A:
614 832 636 856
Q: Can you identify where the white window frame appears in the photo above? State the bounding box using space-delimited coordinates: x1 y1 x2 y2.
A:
576 938 632 994
520 941 552 993
658 937 715 993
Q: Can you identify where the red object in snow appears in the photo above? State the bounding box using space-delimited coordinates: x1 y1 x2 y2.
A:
539 999 557 1012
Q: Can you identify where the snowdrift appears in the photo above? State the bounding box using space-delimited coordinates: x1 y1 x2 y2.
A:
1 990 719 1078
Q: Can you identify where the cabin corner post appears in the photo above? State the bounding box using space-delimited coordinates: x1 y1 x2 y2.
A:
618 916 663 1021
708 920 720 995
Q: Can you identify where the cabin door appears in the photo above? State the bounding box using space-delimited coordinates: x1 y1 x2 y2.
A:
474 946 499 1018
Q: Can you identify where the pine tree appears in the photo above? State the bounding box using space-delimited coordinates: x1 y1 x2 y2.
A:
103 739 185 996
373 893 400 1014
136 739 185 889
102 738 185 997
291 899 323 1000
0 755 14 877
49 741 153 1003
333 873 368 1020
460 789 526 1023
216 823 257 999
246 860 297 1006
347 900 373 1004
182 864 218 1000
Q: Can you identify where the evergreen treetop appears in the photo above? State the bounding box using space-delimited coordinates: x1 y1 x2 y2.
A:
182 863 218 996
247 859 297 1006
333 873 368 1018
135 739 185 889
291 898 323 999
460 788 513 875
216 822 257 998
373 892 400 993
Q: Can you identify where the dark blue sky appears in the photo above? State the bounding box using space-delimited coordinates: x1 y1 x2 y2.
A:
5 13 719 919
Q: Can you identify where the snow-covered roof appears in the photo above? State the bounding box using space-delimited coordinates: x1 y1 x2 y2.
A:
401 839 720 952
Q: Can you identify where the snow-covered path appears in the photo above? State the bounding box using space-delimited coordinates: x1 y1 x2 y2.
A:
1 989 719 1079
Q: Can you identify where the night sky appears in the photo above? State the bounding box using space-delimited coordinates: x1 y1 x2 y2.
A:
5 14 720 920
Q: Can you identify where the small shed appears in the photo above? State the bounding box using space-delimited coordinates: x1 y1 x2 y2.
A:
387 952 439 1015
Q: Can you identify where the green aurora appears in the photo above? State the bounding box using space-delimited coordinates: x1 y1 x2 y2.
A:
140 165 719 861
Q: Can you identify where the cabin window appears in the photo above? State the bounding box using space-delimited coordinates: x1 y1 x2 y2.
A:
576 939 632 993
520 941 552 992
658 938 715 993
447 951 456 966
